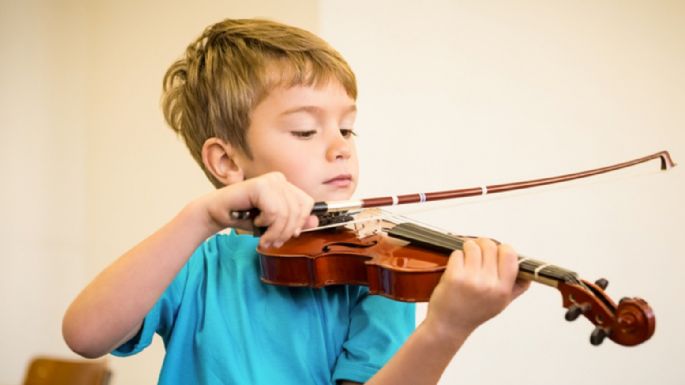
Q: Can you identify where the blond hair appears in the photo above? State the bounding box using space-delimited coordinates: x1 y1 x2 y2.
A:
162 18 357 187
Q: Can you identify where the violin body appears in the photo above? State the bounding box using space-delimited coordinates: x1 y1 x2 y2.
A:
259 226 444 302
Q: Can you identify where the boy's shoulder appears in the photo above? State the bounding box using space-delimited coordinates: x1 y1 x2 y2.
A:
189 230 259 265
170 231 260 291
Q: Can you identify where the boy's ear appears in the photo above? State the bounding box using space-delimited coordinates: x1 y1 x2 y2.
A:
201 138 245 185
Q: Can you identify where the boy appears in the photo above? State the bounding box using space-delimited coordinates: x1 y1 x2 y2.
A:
63 18 528 384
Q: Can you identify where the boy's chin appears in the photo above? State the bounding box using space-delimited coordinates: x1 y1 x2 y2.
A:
313 188 356 203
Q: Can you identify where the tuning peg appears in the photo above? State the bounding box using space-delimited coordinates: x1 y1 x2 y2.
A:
590 326 609 345
594 278 609 290
565 304 589 321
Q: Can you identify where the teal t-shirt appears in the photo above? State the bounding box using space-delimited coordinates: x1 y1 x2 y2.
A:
113 231 415 384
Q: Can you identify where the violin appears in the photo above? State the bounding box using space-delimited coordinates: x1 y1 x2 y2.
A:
234 151 674 347
258 209 654 346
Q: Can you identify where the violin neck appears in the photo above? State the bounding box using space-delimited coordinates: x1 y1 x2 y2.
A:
516 257 577 287
388 222 577 287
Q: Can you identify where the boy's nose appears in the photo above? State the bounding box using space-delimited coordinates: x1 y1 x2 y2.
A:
326 133 352 161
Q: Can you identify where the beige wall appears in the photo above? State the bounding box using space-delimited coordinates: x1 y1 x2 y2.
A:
1 0 89 383
2 0 684 384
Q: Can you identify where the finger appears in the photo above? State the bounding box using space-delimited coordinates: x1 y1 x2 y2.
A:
462 239 482 273
256 175 314 246
294 189 315 236
303 215 319 230
256 193 288 248
443 248 465 282
512 278 532 300
477 238 498 277
497 243 519 288
279 186 303 240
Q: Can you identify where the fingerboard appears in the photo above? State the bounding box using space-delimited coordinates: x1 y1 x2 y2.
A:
388 222 578 286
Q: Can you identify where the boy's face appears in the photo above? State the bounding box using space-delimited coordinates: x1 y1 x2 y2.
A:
236 81 359 202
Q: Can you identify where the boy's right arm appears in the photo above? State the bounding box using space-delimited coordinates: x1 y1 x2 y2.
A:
62 172 317 358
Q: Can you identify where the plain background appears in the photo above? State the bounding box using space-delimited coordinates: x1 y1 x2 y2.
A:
1 1 683 384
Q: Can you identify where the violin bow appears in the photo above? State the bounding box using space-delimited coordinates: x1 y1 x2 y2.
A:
232 150 675 220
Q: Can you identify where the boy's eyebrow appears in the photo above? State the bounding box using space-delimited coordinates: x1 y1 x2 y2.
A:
279 104 357 117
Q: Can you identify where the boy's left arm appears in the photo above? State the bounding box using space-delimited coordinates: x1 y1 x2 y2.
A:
336 318 468 385
341 238 529 385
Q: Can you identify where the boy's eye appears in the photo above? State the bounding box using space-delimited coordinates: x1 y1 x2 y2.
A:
340 129 357 138
291 130 317 139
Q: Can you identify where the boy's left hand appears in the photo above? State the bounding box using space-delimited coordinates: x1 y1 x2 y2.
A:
424 238 530 341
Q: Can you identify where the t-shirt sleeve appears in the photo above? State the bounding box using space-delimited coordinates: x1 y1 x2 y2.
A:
332 289 416 384
111 258 191 357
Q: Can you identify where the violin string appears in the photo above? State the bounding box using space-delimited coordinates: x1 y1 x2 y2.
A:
390 223 463 253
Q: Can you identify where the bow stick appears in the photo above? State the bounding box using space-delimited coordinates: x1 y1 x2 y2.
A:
231 150 675 220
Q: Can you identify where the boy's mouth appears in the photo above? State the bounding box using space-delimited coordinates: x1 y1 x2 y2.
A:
323 174 353 187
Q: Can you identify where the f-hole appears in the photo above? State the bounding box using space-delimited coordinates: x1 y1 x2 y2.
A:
322 240 378 252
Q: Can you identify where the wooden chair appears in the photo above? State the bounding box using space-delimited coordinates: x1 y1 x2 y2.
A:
22 356 111 385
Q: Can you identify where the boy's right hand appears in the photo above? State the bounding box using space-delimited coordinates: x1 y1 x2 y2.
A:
198 171 319 248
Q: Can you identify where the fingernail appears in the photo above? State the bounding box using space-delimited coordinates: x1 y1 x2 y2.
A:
294 228 301 237
273 241 283 248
